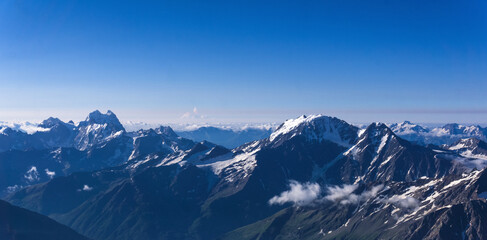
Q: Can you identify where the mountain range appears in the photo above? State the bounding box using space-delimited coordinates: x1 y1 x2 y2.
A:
2 112 487 239
389 121 487 146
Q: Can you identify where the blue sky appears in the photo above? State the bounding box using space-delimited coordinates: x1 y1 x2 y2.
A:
0 0 486 124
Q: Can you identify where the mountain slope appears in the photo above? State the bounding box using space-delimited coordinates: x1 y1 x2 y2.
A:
222 168 487 240
326 122 455 184
6 115 359 239
0 199 89 240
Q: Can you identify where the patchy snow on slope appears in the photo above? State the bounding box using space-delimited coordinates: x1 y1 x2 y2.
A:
444 171 482 190
198 149 259 182
449 142 468 150
155 143 260 183
390 171 482 225
377 134 389 154
369 134 390 167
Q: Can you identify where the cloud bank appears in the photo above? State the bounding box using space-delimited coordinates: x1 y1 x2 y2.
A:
24 166 40 182
325 184 384 205
269 181 385 207
180 107 206 120
385 195 419 209
269 181 321 206
45 168 56 179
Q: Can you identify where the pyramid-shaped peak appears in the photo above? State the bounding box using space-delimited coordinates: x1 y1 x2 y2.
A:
155 126 178 138
362 122 396 140
39 117 65 128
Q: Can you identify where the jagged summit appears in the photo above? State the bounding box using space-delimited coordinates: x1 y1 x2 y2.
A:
155 126 179 138
73 110 126 150
79 110 124 131
360 122 402 144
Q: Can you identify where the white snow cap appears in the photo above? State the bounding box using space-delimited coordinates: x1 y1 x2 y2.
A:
269 115 357 147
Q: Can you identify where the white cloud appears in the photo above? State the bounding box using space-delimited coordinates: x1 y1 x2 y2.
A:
6 185 21 193
269 182 385 207
324 184 358 204
324 184 384 205
269 181 321 206
82 185 93 191
0 121 51 134
385 195 419 209
45 169 56 179
180 107 206 120
24 166 39 182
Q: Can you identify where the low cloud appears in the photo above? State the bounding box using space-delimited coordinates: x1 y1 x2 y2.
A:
269 181 321 206
0 121 51 134
77 184 93 192
45 168 56 179
24 166 40 182
385 195 419 209
324 184 358 204
324 184 384 205
6 185 21 193
269 181 385 207
180 107 206 120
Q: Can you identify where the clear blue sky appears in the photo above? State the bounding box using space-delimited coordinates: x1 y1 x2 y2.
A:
0 0 486 124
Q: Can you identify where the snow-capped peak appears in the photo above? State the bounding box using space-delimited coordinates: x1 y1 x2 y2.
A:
269 115 359 147
270 115 319 142
74 110 126 150
81 110 123 130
